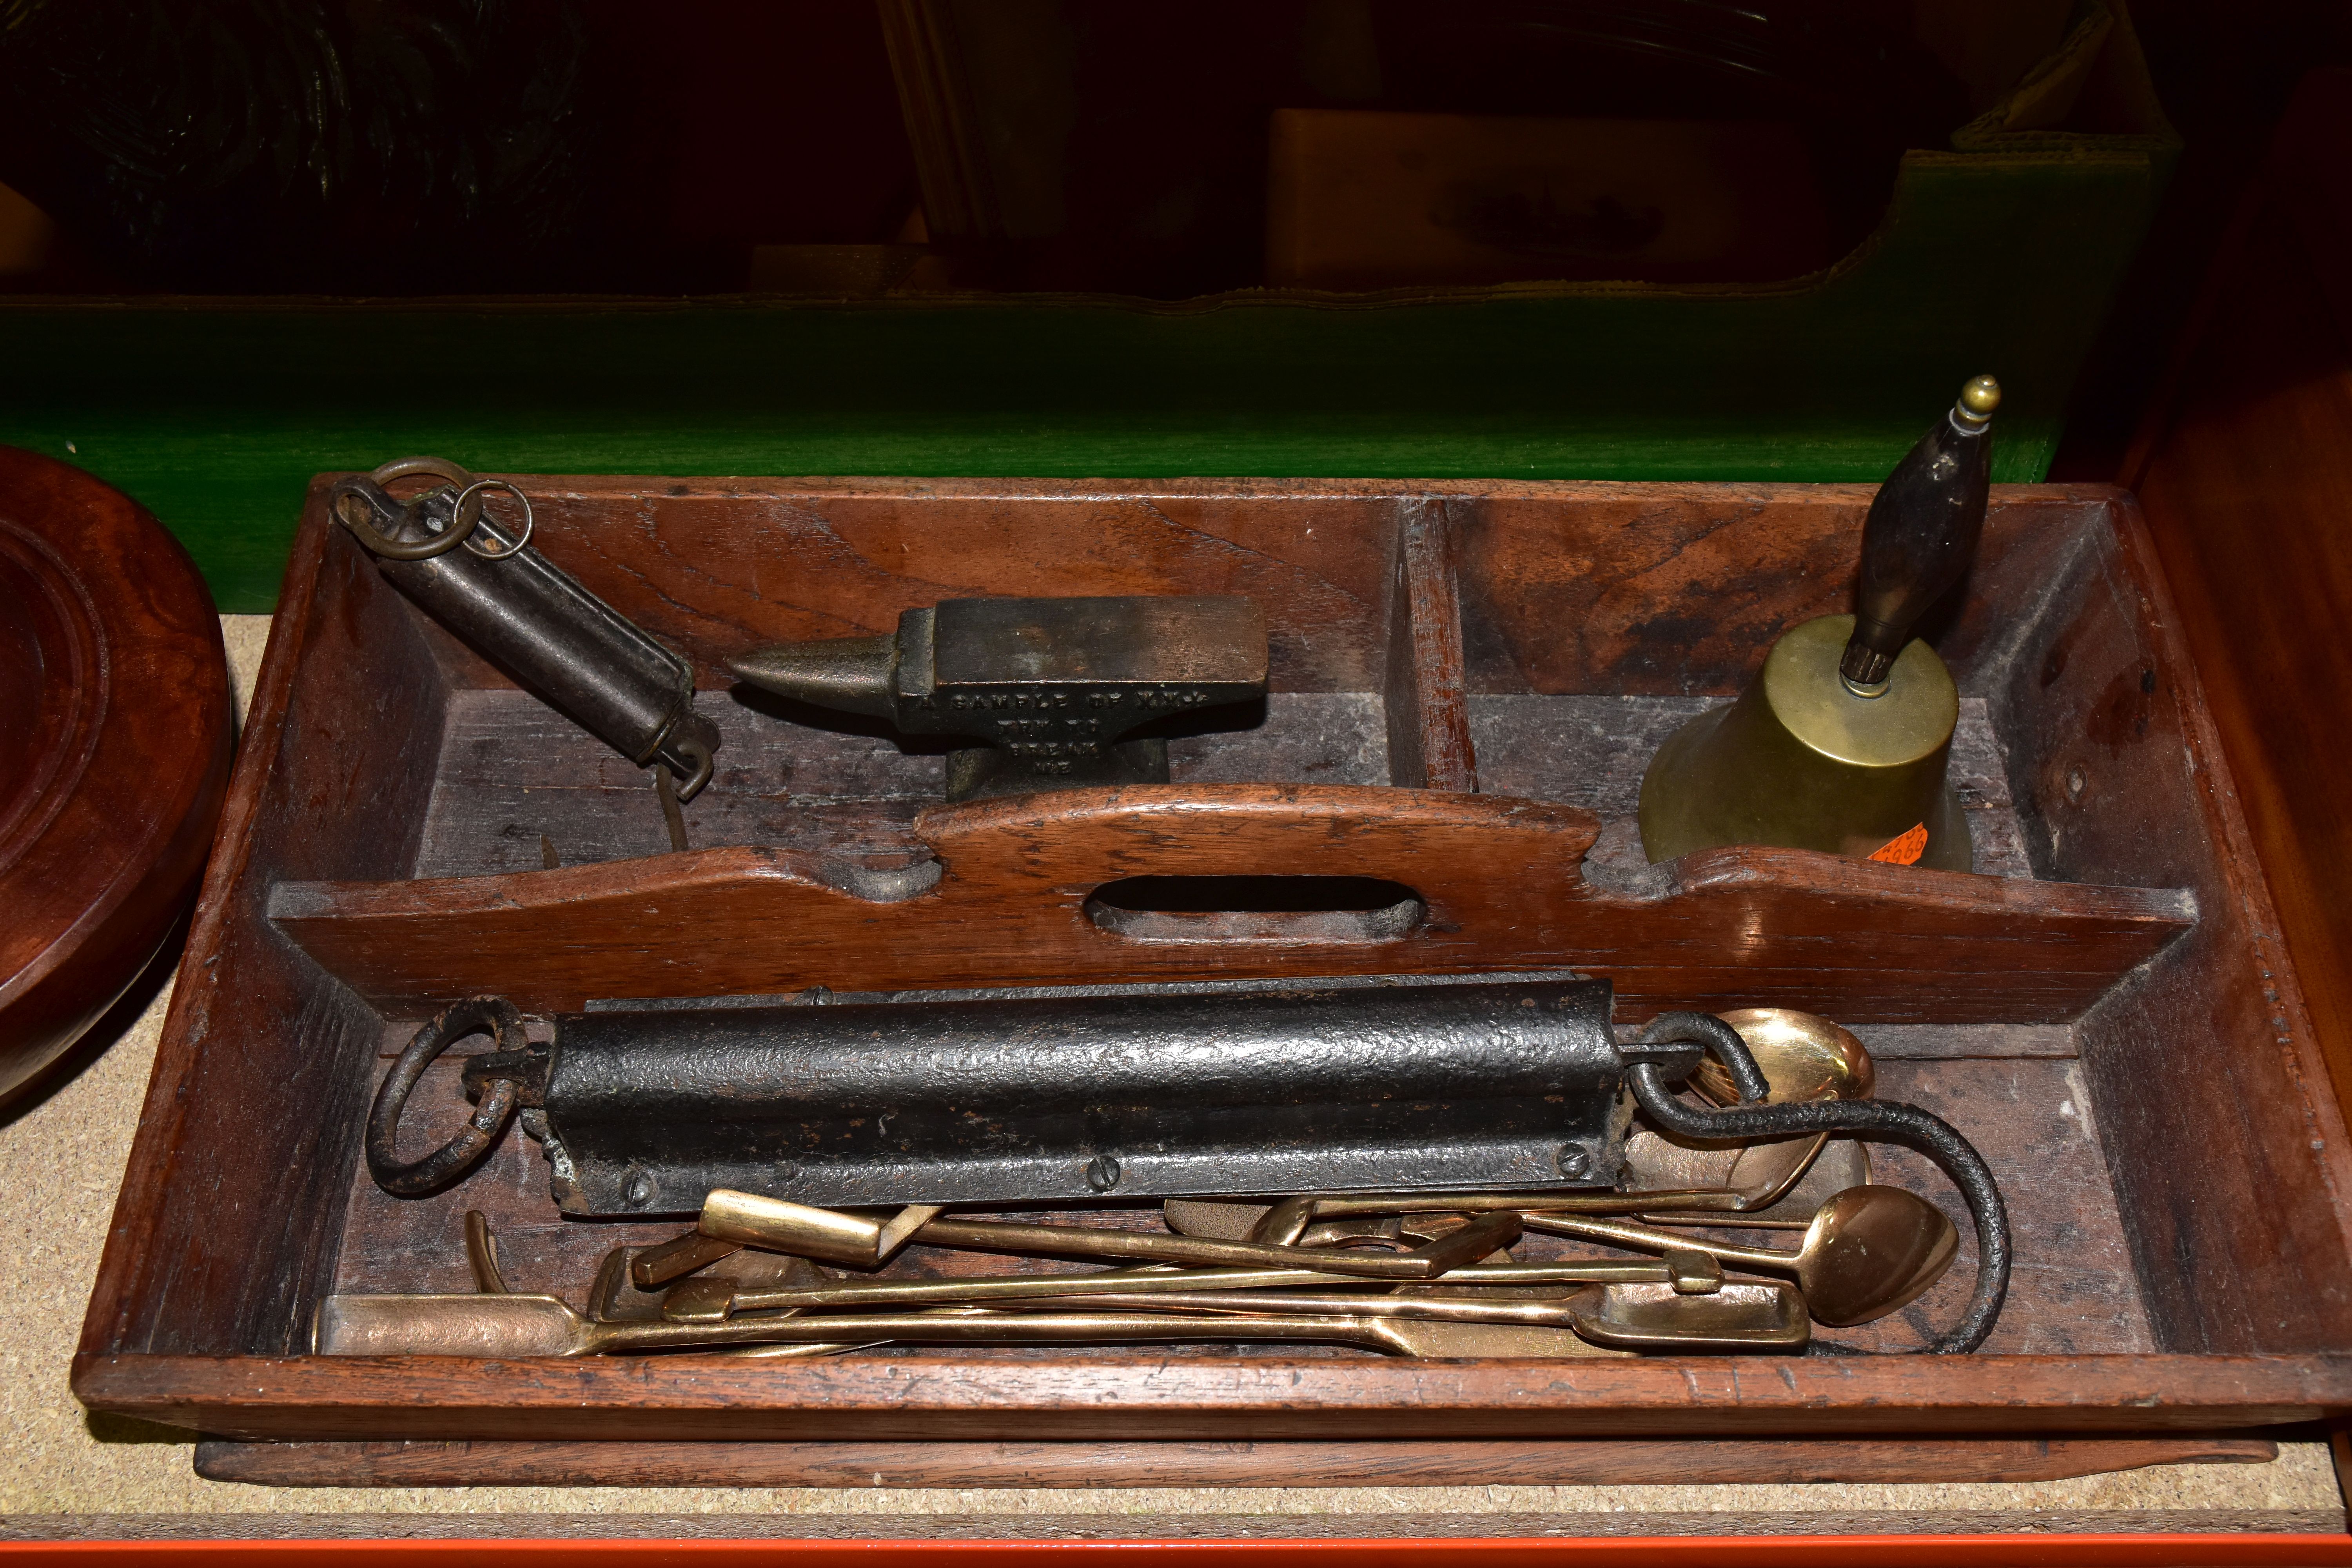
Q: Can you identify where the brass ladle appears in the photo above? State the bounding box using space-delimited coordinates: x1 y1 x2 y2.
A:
1524 1185 1957 1328
1695 1007 1875 1207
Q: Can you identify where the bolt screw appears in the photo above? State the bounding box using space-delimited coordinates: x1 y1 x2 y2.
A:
623 1171 655 1207
1085 1154 1123 1192
1556 1147 1593 1179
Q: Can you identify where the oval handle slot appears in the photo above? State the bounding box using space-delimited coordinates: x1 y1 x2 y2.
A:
1085 875 1425 943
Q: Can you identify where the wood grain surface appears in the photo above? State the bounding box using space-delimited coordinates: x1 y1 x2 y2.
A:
76 499 446 1362
71 1350 2352 1444
267 785 2189 1021
2059 495 2352 1354
2129 69 2352 1134
0 447 232 1104
2075 73 2352 1358
410 689 1394 875
1383 497 1476 791
188 1433 2278 1490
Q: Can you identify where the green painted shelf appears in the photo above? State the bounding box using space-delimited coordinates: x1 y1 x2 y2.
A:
3 143 2169 612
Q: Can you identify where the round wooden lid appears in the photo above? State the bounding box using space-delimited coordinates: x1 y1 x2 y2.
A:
0 446 232 1105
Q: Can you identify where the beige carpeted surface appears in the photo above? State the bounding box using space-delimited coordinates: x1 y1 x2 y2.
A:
0 615 2340 1539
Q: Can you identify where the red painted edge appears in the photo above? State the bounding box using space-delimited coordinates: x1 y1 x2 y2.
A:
0 1535 2348 1566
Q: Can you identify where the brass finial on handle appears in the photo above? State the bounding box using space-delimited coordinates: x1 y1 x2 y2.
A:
1956 375 2002 425
1837 375 2001 695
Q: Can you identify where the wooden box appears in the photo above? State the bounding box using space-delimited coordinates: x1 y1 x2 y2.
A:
72 475 2352 1479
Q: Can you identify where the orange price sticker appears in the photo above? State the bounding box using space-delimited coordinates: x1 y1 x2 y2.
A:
1868 822 1929 865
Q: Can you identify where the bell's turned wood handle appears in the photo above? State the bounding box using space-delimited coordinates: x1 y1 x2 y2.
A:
1841 376 2000 692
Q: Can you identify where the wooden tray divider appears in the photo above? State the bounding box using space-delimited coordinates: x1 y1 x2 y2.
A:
1383 495 1477 792
264 786 2191 1021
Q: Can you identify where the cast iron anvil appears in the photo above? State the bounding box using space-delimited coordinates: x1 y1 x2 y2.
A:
727 595 1268 800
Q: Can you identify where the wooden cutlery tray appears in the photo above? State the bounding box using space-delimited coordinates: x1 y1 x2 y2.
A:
73 475 2352 1483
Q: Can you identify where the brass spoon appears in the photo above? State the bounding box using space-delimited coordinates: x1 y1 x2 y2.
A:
1524 1185 1957 1327
1694 1008 1874 1105
1619 1010 1878 1222
1702 1008 1876 1205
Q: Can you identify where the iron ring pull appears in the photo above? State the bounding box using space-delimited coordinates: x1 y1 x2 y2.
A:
334 457 530 562
367 996 530 1197
1630 1011 2011 1356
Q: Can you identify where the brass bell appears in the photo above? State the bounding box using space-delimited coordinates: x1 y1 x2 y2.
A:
1638 376 2000 871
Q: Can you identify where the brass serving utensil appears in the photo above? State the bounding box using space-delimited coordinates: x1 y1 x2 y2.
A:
461 1211 509 1294
1695 1009 1874 1105
1296 1217 1415 1249
597 1241 833 1323
1640 1138 1871 1230
1563 1281 1808 1353
956 1289 1602 1326
1617 1009 1877 1223
1703 1008 1876 1205
587 1247 648 1322
1163 1212 1441 1250
312 1293 1627 1359
664 1254 1722 1323
1524 1185 1958 1327
1167 1187 1755 1245
1238 1188 1771 1247
631 1230 748 1288
953 1282 1806 1354
1163 1198 1277 1241
699 1194 947 1268
1385 1323 1632 1357
1391 1250 1725 1302
701 1190 1522 1280
939 1205 1525 1277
